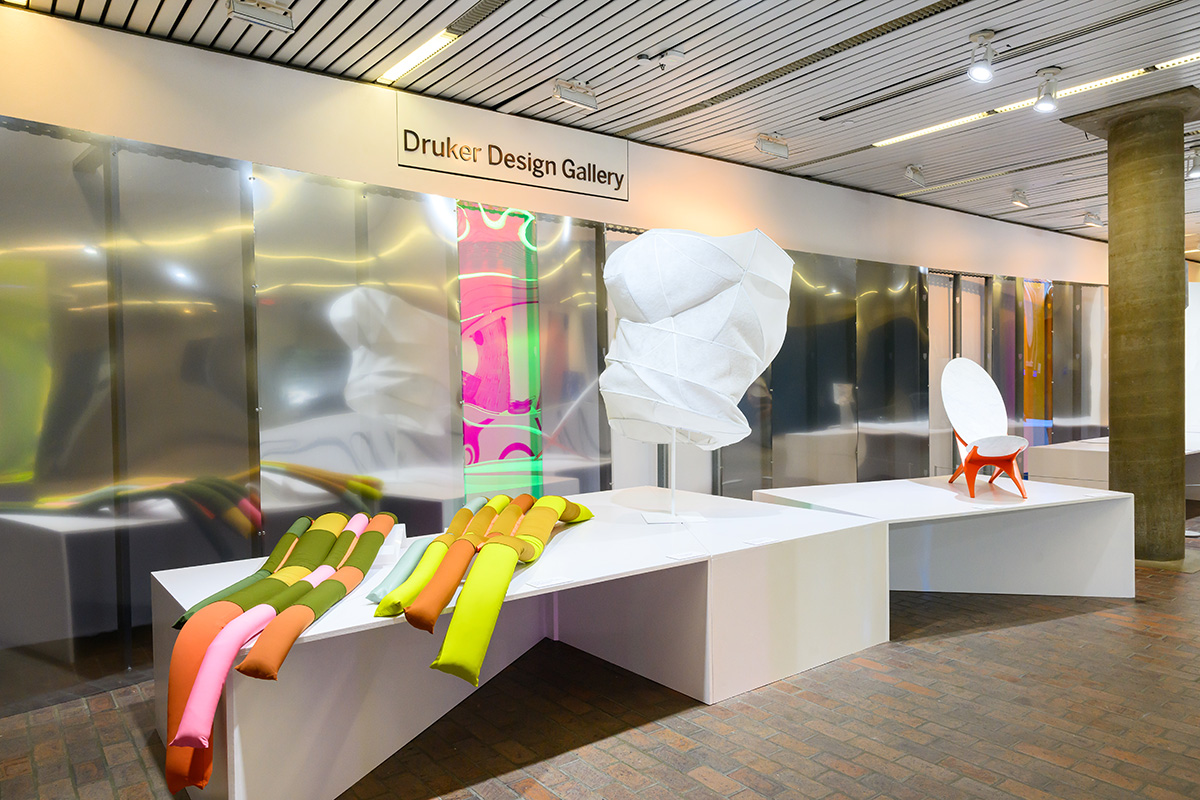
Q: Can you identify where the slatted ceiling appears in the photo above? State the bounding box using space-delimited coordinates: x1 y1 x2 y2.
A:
29 0 53 12
448 0 743 110
490 0 734 116
169 0 213 40
353 0 484 81
53 0 82 18
103 0 136 26
542 0 908 130
230 21 273 53
418 0 651 103
318 0 445 75
397 0 566 93
303 0 414 72
78 0 104 22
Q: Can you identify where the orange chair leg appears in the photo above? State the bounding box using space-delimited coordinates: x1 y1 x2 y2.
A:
962 452 983 499
949 463 965 484
1003 458 1028 498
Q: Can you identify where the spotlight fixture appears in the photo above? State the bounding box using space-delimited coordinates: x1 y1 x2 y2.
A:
552 78 599 111
1187 148 1200 179
967 30 996 84
226 0 294 34
376 29 459 83
755 132 789 159
1011 190 1029 208
1034 67 1061 113
1083 211 1104 228
904 164 927 188
637 49 687 71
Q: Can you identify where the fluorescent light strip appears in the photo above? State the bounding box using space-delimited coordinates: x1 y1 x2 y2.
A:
871 49 1200 149
377 30 459 84
1058 68 1147 97
872 112 992 147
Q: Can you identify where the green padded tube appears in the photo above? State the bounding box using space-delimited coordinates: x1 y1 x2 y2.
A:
429 542 520 685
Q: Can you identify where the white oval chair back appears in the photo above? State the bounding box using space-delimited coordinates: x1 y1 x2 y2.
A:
941 357 1010 459
940 357 1029 499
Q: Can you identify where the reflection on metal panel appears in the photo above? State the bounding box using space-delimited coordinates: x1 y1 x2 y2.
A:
770 253 857 488
988 276 1023 435
114 147 256 562
1080 284 1109 436
928 273 954 477
855 261 929 481
537 215 605 494
1051 281 1083 442
1023 279 1051 446
254 166 462 534
960 276 986 363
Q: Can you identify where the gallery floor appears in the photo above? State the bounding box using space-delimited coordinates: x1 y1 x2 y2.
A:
3 514 1200 800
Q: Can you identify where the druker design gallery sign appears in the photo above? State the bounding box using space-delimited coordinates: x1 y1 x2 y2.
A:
396 92 629 201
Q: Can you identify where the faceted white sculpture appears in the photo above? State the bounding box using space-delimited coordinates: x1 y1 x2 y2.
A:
599 228 792 450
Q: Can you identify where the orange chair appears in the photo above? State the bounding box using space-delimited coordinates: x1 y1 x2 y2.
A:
941 358 1028 499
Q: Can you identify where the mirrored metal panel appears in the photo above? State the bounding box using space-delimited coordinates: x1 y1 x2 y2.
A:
254 167 463 535
1051 281 1083 442
928 273 954 477
770 253 858 488
961 276 986 363
1023 279 1052 446
855 261 929 481
988 276 1024 435
1080 284 1109 437
536 214 607 494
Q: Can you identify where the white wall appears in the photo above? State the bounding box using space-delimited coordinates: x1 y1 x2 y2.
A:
0 6 1109 284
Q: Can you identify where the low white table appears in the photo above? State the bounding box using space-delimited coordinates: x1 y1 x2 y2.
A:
153 487 888 800
755 475 1134 598
1025 433 1200 500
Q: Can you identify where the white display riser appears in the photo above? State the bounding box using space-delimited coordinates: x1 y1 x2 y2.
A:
755 475 1135 598
1024 434 1200 501
152 487 889 800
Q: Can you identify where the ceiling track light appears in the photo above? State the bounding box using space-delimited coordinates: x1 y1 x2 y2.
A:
1187 147 1200 179
1083 211 1104 228
1011 190 1029 208
226 0 294 34
552 78 599 111
967 30 996 84
1034 67 1062 113
636 48 687 71
755 132 789 159
905 164 927 188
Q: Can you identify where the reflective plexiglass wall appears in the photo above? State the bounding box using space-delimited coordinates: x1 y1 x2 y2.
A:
928 273 954 477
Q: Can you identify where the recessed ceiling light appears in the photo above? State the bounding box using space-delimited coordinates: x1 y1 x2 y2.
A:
1034 67 1061 113
376 30 459 84
905 164 927 188
1011 190 1029 208
755 132 789 159
873 113 992 147
967 30 996 84
1083 212 1104 228
552 78 599 111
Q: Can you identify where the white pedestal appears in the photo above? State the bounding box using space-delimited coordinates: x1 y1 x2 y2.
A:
756 475 1135 598
153 487 889 800
1025 433 1200 501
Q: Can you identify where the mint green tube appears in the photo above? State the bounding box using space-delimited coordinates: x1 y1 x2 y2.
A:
367 535 434 603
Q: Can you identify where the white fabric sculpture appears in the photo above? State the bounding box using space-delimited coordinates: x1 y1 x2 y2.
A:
599 228 792 450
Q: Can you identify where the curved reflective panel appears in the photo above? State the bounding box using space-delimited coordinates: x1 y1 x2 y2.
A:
536 214 607 494
855 261 929 481
770 252 858 489
928 272 954 476
253 167 462 535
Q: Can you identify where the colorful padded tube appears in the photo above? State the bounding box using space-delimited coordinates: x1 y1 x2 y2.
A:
172 517 309 629
164 512 346 793
171 514 368 748
404 494 535 634
237 512 396 680
367 497 485 603
430 497 593 685
375 495 510 617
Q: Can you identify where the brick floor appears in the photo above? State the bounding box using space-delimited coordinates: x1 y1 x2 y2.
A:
5 549 1200 799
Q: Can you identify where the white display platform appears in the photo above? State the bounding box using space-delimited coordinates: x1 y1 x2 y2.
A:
152 487 888 800
1025 433 1200 501
755 475 1134 598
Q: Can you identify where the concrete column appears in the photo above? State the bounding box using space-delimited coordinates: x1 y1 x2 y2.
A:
1064 88 1199 562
